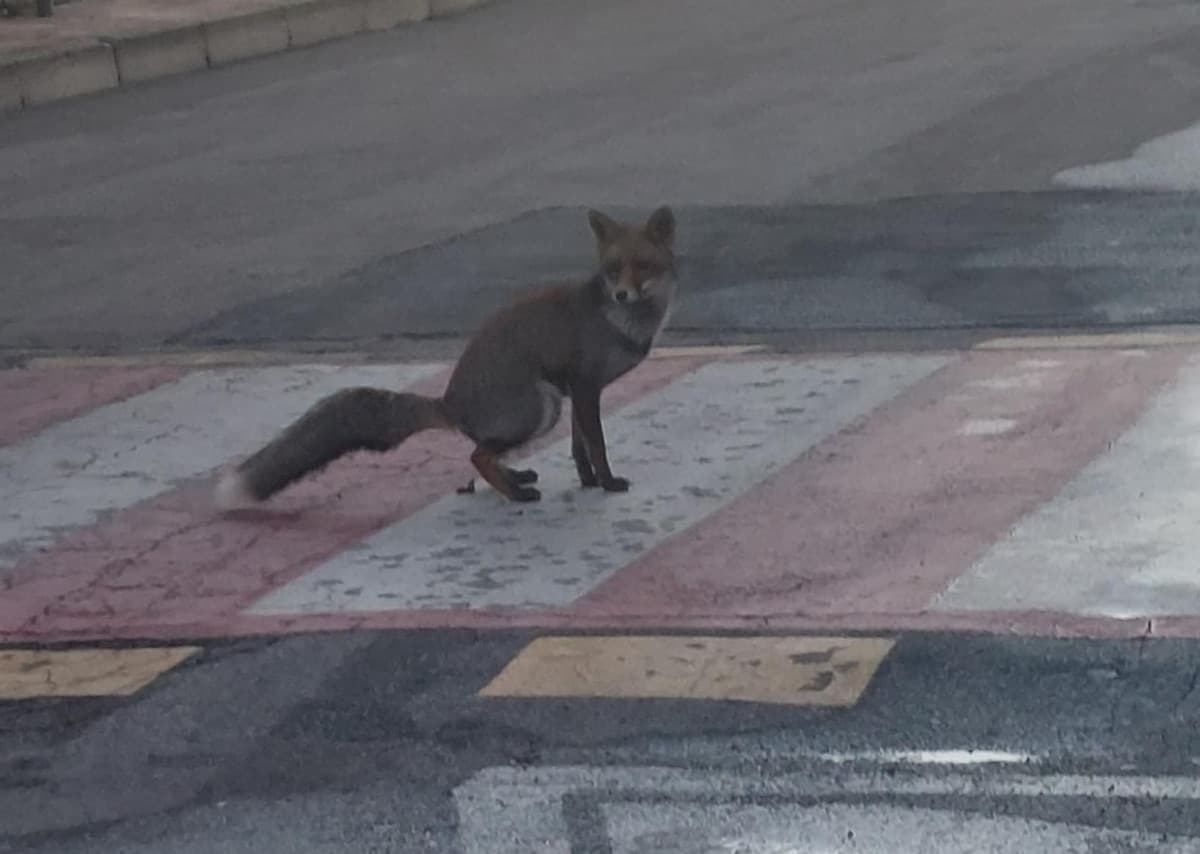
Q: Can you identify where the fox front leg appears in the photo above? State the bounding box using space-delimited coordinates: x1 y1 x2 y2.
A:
570 383 629 493
571 409 599 488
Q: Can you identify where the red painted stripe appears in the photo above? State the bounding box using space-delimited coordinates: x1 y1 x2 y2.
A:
1146 617 1200 638
570 349 1184 621
0 357 706 641
0 366 185 446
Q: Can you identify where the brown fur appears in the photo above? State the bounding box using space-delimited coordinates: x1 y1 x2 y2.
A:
214 205 677 507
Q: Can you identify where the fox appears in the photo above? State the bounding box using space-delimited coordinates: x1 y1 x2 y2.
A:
213 204 678 508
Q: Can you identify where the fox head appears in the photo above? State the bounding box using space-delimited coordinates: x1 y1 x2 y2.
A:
587 205 676 306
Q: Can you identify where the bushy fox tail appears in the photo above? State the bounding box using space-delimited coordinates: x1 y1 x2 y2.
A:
213 387 452 509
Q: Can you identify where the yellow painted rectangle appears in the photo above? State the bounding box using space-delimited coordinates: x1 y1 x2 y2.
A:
23 344 762 370
0 647 200 699
480 635 895 706
650 345 765 359
24 350 369 369
975 331 1200 350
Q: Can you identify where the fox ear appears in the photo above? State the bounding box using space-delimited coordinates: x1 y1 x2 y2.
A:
587 209 621 245
645 205 675 249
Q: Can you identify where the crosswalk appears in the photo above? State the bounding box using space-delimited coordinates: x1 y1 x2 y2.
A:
3 343 1200 643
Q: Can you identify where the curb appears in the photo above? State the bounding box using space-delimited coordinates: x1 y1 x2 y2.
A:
1 0 488 112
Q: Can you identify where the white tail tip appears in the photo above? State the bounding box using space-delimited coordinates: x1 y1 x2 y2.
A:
213 470 257 511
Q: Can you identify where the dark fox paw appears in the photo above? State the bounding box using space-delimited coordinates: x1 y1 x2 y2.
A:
600 476 630 493
512 485 542 502
509 468 539 484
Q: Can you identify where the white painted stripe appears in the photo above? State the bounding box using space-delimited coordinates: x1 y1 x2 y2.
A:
458 763 1200 804
959 418 1017 436
248 355 949 615
812 749 1034 766
0 364 441 569
453 764 1200 854
600 803 1185 854
1054 119 1200 191
976 330 1200 350
933 354 1200 617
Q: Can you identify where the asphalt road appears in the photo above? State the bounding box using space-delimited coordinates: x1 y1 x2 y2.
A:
4 632 1200 852
4 0 1200 851
2 0 1200 354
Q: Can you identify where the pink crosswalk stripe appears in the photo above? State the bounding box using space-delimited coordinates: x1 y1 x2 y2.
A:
0 365 184 446
4 345 1200 643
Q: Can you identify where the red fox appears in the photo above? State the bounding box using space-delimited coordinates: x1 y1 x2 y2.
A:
213 205 677 507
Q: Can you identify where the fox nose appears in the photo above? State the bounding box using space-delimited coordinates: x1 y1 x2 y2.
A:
615 290 629 303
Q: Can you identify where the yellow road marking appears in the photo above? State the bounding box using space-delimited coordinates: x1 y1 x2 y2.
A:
0 647 199 699
975 330 1200 350
480 635 895 706
24 350 369 369
21 344 761 370
649 345 765 359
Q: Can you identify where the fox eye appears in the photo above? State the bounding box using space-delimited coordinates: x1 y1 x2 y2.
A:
604 260 623 277
633 259 653 274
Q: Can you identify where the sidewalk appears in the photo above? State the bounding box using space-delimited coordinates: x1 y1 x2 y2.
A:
0 0 487 111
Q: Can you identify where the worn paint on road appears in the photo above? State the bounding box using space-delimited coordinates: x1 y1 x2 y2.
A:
454 765 1200 854
479 635 895 706
0 646 198 699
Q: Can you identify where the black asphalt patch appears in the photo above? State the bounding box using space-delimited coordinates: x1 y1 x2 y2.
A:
175 191 1200 348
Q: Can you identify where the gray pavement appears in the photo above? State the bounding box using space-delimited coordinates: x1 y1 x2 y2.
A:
2 0 1200 354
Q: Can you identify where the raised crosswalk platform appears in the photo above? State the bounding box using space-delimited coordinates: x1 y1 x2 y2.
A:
3 342 1200 643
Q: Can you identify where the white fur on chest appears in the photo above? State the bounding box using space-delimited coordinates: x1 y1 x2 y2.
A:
597 276 675 384
604 279 674 342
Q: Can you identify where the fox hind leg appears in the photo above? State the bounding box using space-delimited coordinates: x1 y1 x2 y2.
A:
451 380 560 501
456 465 536 496
470 446 541 502
506 466 538 484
